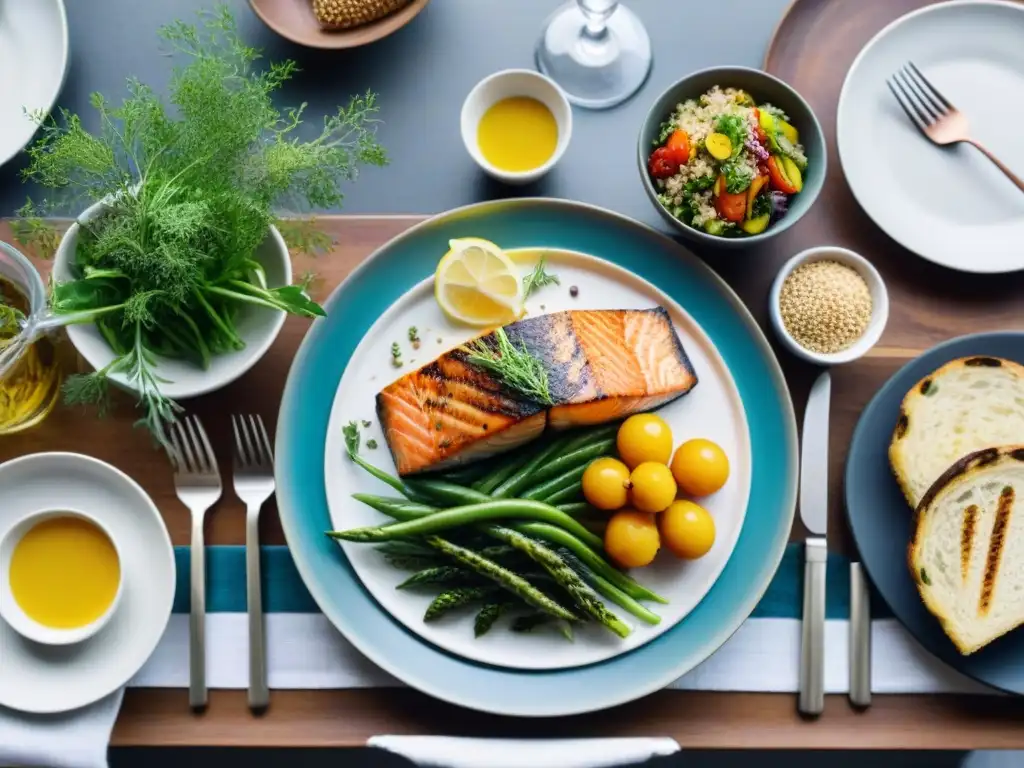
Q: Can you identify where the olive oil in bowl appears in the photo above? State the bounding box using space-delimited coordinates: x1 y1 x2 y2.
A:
477 97 559 173
1 510 123 644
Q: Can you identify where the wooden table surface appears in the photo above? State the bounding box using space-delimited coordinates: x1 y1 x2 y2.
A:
3 212 1024 749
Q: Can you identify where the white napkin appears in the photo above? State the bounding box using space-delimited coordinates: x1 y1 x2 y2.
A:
367 736 681 768
0 688 123 768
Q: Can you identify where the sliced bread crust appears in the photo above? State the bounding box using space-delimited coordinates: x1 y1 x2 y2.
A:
890 356 1024 508
909 446 1024 655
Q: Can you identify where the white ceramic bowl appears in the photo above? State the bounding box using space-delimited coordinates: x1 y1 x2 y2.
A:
0 508 123 646
769 246 889 366
52 198 292 399
460 68 572 185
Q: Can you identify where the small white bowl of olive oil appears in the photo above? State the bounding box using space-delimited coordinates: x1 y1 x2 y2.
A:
461 69 572 185
0 508 123 646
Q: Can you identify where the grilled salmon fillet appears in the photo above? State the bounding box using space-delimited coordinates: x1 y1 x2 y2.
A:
376 307 698 475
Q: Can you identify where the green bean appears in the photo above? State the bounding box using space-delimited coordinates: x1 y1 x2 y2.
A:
425 536 577 621
557 502 594 516
396 565 472 589
543 483 583 506
404 478 483 508
347 454 435 504
351 493 667 604
521 464 588 502
473 446 541 494
491 436 574 498
331 499 604 550
560 423 620 452
488 526 631 639
474 601 517 637
520 439 615 493
424 586 498 621
557 548 661 625
374 540 435 558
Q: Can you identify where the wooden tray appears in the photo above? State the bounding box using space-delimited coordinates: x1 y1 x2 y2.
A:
5 213 1024 748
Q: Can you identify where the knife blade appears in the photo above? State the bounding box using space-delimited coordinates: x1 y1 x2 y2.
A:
798 369 831 716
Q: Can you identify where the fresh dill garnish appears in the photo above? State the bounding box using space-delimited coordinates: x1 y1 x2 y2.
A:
522 256 560 299
14 6 387 450
361 419 371 428
390 342 402 367
463 328 552 405
342 421 361 457
408 325 421 348
366 439 378 450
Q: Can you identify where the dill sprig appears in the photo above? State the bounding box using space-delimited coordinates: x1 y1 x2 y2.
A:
463 328 552 405
522 255 559 299
14 6 387 450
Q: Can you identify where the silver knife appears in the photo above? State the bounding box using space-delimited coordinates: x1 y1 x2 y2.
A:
799 370 831 716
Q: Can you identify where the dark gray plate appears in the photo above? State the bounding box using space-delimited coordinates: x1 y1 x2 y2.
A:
845 331 1024 695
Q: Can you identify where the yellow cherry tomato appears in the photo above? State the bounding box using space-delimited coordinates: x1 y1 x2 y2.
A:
671 438 730 497
628 461 678 514
660 500 716 559
582 457 631 510
616 413 674 469
604 508 660 568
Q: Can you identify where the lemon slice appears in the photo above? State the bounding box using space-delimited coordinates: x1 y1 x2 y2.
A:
434 237 523 327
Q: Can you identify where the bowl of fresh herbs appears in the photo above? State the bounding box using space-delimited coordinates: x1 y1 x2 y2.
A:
15 6 387 449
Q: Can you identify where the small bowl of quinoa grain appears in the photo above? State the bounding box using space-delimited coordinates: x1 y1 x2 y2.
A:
769 246 888 365
638 66 826 249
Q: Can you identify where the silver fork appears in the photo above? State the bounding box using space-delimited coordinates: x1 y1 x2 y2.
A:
168 414 222 710
888 61 1024 193
232 414 276 711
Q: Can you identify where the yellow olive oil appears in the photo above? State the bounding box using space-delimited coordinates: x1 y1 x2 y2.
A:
0 276 61 435
477 97 558 173
9 516 121 629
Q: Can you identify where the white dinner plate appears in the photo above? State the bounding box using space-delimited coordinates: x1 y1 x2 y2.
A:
837 0 1024 273
0 453 175 714
323 248 752 671
0 0 69 167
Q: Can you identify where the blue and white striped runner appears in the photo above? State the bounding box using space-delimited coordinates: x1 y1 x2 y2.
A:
126 543 991 694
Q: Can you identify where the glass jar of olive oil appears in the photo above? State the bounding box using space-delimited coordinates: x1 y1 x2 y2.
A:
0 242 62 434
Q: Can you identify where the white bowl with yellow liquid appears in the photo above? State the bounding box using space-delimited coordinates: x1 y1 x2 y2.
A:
0 508 123 646
460 69 572 185
0 452 174 714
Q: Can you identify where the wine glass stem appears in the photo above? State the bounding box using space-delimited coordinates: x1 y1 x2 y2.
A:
577 0 618 40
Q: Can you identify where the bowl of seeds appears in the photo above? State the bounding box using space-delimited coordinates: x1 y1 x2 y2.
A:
769 246 888 366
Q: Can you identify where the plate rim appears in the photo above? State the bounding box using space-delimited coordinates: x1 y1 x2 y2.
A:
274 197 798 716
835 0 1024 274
0 0 69 168
0 450 176 713
844 330 1024 695
322 247 755 671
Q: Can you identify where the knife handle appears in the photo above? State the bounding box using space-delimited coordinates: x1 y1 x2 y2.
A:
799 537 827 716
849 562 872 708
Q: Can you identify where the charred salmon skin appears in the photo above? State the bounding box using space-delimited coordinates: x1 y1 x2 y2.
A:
376 307 697 476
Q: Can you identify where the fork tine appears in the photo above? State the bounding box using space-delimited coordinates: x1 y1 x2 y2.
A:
898 65 942 121
254 415 274 463
166 424 184 472
893 70 937 124
231 415 249 467
887 77 929 133
240 414 259 468
191 415 218 476
249 415 270 466
172 420 197 473
907 61 953 111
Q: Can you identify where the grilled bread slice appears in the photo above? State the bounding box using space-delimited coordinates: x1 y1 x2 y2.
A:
909 446 1024 655
890 356 1024 508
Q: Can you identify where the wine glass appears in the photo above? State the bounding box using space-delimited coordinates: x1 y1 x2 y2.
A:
535 0 652 110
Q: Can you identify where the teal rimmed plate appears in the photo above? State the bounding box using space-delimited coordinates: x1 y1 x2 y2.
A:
275 199 797 716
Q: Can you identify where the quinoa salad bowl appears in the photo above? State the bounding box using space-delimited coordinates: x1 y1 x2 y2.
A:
638 67 826 249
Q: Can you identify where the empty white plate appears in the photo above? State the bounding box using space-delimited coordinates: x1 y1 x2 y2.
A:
837 0 1024 273
0 453 175 714
0 0 69 167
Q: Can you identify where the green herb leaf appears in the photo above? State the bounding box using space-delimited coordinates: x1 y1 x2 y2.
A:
722 162 754 194
522 256 560 300
463 328 553 405
342 421 361 458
